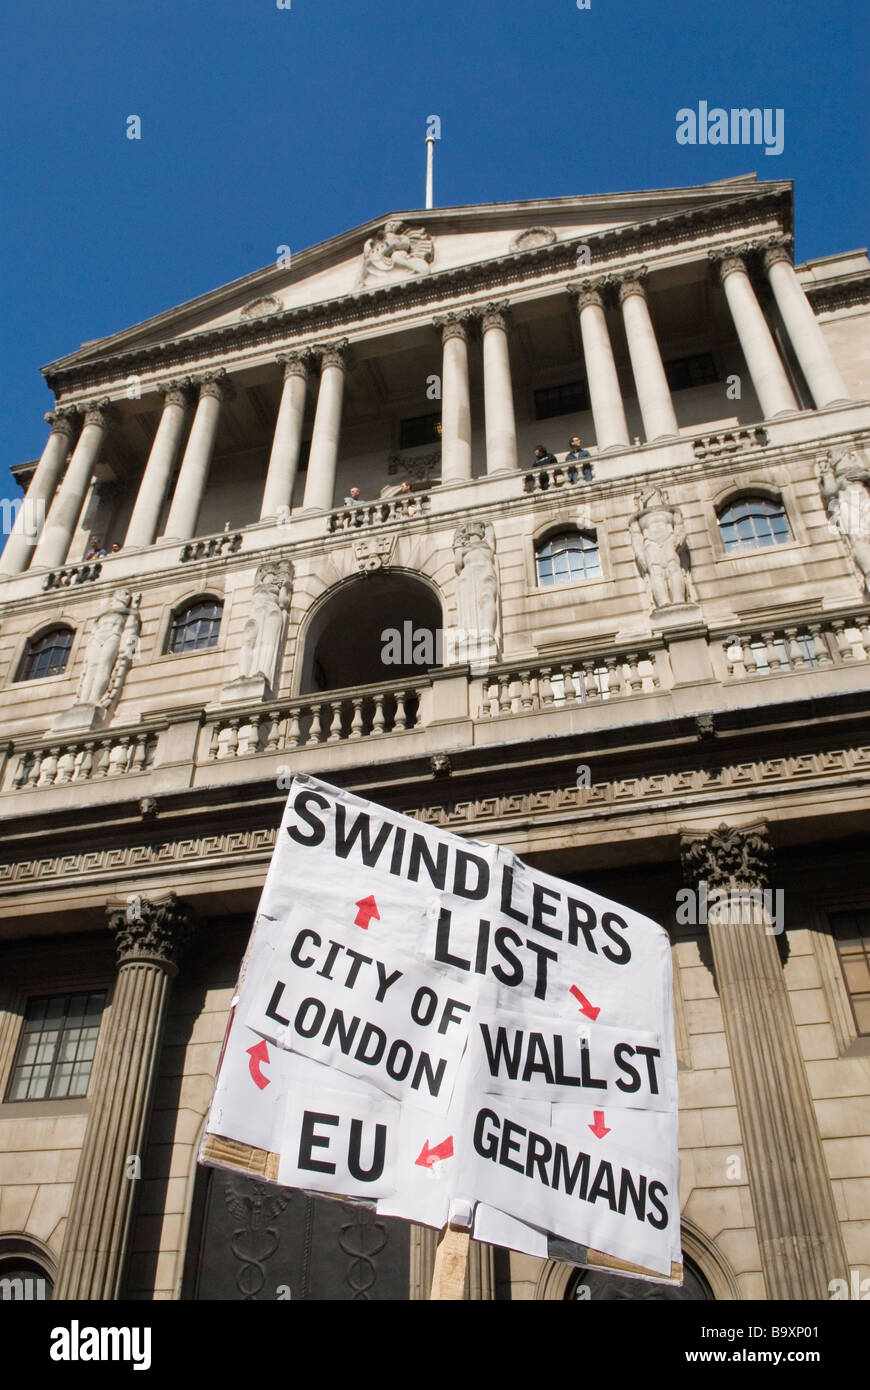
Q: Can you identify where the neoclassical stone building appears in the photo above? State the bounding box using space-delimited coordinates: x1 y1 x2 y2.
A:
1 173 868 1301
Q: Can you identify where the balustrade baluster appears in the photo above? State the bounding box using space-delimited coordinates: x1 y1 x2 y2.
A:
761 630 781 672
784 627 804 669
582 661 597 700
349 697 364 739
130 735 147 772
287 707 302 746
56 749 76 784
38 748 60 786
305 704 324 746
394 692 409 731
742 640 759 675
808 623 832 664
265 710 282 754
625 653 643 692
327 699 344 742
539 668 554 706
560 664 577 703
831 619 854 662
519 670 534 711
372 693 386 735
605 656 622 696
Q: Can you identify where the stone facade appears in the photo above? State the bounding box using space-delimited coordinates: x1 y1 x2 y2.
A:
1 174 869 1300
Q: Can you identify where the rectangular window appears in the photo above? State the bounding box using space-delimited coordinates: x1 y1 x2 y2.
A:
828 911 870 1035
664 353 719 391
5 991 106 1101
399 414 442 449
533 381 589 421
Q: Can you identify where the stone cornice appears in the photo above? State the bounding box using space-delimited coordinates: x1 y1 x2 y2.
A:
804 270 870 313
44 190 792 397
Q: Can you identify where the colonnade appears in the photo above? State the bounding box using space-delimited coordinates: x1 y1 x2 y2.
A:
0 238 849 576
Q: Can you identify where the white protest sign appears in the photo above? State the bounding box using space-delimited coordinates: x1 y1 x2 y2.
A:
201 774 681 1282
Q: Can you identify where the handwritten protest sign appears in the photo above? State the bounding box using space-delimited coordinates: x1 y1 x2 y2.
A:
200 774 681 1283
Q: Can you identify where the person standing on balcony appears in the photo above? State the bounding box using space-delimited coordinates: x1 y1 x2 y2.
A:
532 444 557 466
565 436 594 482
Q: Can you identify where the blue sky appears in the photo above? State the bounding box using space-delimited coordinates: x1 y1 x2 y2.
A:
2 0 867 494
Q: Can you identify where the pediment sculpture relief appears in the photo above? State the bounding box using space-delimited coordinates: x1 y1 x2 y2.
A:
358 220 434 287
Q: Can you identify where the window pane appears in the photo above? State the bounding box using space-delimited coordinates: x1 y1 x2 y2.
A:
5 991 106 1102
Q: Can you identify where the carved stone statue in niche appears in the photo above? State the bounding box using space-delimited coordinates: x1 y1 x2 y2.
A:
819 447 870 597
452 519 500 668
358 220 434 286
629 488 692 609
221 560 293 704
53 588 142 732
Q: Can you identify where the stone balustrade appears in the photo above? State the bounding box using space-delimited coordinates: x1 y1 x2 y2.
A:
179 532 242 562
692 426 768 460
480 648 661 717
522 460 595 494
207 676 430 759
42 561 103 590
722 611 870 678
326 494 430 533
10 731 158 789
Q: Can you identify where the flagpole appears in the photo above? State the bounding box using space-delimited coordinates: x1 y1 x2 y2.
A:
425 134 435 210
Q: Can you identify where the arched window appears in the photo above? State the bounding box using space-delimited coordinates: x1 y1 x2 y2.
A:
717 496 790 552
15 626 74 681
168 598 223 654
536 530 601 586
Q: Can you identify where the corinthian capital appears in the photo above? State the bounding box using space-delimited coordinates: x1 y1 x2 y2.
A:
480 301 512 334
680 822 772 893
160 378 194 410
277 350 312 380
617 268 649 304
567 276 617 312
198 371 235 402
108 892 196 973
45 409 78 440
761 235 794 272
434 311 473 343
317 338 350 371
82 398 115 429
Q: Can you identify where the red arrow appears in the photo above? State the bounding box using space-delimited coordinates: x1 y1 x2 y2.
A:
570 984 600 1020
415 1135 454 1168
589 1110 610 1139
354 895 380 929
247 1039 271 1089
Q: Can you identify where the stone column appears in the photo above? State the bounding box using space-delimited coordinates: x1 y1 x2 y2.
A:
762 239 851 408
32 403 111 570
55 893 195 1300
480 302 518 474
123 383 192 549
302 342 348 511
436 313 473 484
0 410 78 575
680 824 848 1300
162 374 233 540
711 247 799 419
260 353 311 519
569 281 630 451
618 271 679 441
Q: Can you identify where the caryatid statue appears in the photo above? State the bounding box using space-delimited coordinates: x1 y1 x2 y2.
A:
629 489 692 609
819 448 870 597
358 220 434 286
77 588 142 710
452 519 500 662
237 560 293 689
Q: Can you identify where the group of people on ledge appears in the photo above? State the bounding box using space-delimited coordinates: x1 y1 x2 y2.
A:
533 436 594 479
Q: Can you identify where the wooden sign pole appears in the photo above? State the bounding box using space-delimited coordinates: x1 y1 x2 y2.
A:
429 1223 471 1300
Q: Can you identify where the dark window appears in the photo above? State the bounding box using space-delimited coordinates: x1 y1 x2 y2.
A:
399 414 442 449
718 497 790 552
664 353 719 391
534 381 589 421
168 599 223 653
536 531 601 586
5 991 106 1101
829 911 870 1035
15 627 74 681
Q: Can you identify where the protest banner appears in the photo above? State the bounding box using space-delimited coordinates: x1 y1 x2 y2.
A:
200 773 682 1293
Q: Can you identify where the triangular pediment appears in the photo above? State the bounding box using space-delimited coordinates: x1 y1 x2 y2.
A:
44 174 786 377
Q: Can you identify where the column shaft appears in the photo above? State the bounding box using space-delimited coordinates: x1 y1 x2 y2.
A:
260 355 309 518
55 895 194 1300
302 345 347 511
32 407 108 569
124 387 190 548
572 284 630 450
162 377 228 540
0 412 77 575
481 304 518 474
619 276 679 441
681 826 848 1299
438 316 472 483
763 245 850 408
715 251 798 418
